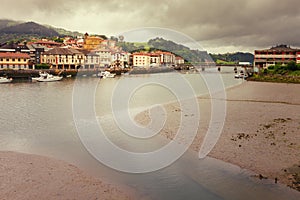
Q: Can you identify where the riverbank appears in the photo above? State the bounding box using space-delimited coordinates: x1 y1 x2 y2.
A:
136 81 300 191
248 74 300 84
0 151 135 200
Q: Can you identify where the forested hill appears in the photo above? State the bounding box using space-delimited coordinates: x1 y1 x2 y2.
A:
117 37 212 63
0 19 82 43
210 52 254 64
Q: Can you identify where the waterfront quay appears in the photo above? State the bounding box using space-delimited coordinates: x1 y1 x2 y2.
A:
0 68 130 79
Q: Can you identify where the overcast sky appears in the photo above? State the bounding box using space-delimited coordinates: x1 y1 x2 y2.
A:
1 0 299 53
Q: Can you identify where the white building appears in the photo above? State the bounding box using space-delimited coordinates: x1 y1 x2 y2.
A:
150 53 161 67
95 48 112 68
158 51 176 65
41 47 84 70
132 53 150 67
175 56 185 65
111 52 130 68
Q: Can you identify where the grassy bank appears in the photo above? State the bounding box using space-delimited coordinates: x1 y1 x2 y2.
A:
249 62 300 84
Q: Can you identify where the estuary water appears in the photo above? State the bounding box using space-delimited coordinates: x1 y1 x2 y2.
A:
0 67 299 200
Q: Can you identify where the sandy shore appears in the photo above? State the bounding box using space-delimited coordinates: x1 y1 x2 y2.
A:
0 151 135 200
136 81 300 191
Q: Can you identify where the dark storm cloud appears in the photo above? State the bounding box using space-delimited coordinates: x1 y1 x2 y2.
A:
1 0 299 52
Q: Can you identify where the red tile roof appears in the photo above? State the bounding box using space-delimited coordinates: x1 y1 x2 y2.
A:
0 52 30 59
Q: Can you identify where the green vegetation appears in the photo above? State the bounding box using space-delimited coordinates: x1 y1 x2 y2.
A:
215 59 236 65
0 19 82 43
210 52 254 64
249 61 300 83
117 37 211 64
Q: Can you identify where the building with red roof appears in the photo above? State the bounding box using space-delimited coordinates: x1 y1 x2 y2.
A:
254 45 300 71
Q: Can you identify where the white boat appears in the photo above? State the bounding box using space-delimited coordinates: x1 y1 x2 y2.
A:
0 77 13 83
31 71 48 81
36 73 63 82
234 73 248 79
98 71 116 79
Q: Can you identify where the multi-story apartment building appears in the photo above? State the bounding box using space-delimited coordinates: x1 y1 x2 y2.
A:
175 56 185 65
94 48 112 68
149 53 161 67
132 52 151 67
78 50 100 70
111 51 130 68
41 47 84 70
0 52 30 69
42 47 100 70
157 51 176 66
254 45 300 71
132 51 177 67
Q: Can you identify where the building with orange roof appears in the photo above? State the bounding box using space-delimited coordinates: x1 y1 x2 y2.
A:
0 52 30 69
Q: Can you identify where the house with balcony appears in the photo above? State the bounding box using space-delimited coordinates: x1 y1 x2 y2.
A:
78 49 100 70
149 53 161 67
41 47 84 70
111 51 130 68
254 45 300 71
94 48 112 68
156 51 176 66
0 52 30 70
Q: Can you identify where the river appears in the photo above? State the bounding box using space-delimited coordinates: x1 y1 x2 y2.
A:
0 67 299 199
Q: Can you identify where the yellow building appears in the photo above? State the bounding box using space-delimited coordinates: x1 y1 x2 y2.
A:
83 33 104 50
0 52 30 69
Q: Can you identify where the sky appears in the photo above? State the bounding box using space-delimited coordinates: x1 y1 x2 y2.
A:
1 0 300 53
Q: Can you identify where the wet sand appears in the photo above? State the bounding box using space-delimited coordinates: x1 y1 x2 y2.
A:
136 81 300 191
0 151 135 200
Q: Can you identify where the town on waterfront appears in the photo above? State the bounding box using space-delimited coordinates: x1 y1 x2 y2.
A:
0 21 300 83
0 2 300 199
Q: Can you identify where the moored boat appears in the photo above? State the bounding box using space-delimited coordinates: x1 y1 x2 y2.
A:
36 73 63 82
0 77 13 83
98 71 116 79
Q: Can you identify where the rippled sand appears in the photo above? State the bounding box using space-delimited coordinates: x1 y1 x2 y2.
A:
0 151 135 200
136 81 300 191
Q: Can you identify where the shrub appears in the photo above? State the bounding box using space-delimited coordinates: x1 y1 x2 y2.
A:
35 63 50 69
268 65 274 70
287 61 297 71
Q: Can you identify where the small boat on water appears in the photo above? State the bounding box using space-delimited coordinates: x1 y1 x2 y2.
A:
38 74 63 82
31 71 48 81
32 71 63 82
98 71 116 79
0 77 13 83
